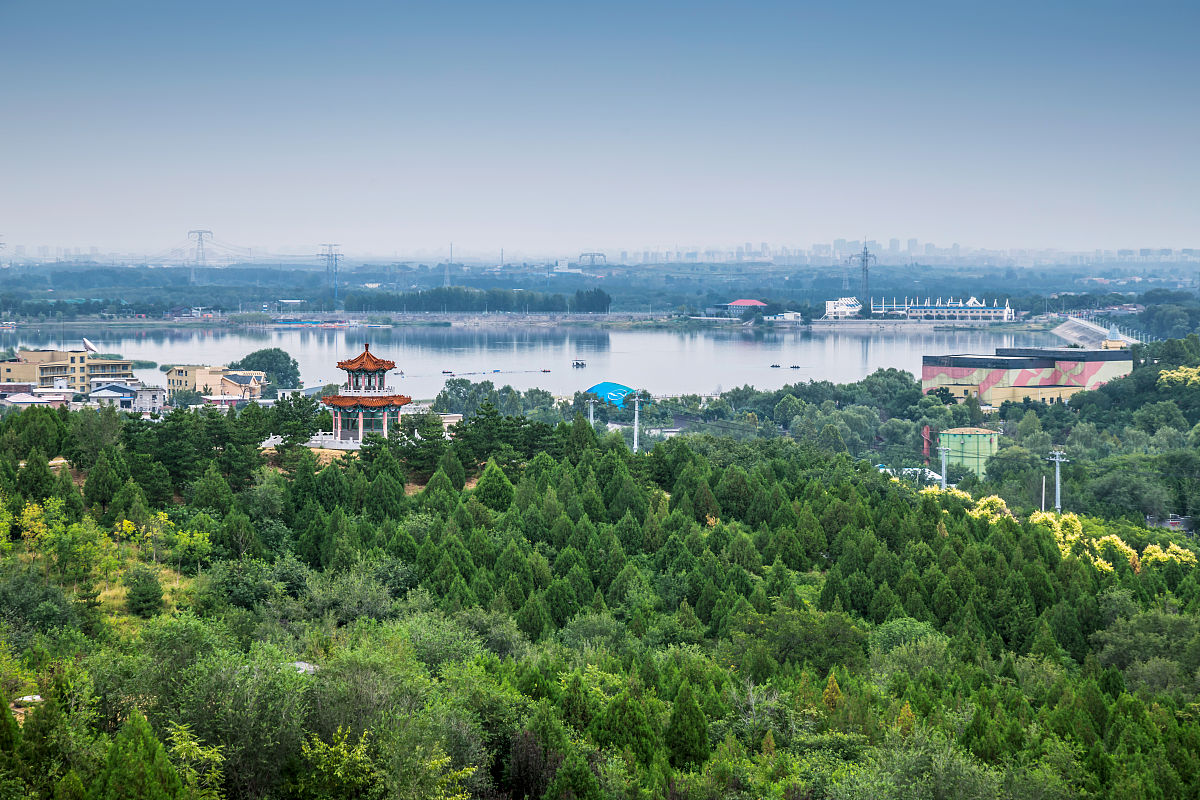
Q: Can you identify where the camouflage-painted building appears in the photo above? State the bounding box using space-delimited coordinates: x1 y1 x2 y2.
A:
922 347 1132 406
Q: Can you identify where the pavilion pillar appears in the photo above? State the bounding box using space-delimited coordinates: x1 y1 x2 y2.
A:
358 410 364 441
382 408 389 439
334 410 340 439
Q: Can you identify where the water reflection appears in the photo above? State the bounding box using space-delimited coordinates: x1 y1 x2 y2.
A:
0 325 1057 401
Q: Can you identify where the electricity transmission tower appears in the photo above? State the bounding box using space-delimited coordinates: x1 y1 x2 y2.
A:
844 244 876 308
320 244 342 306
188 229 212 284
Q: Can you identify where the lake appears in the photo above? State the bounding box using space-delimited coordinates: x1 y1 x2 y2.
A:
1 324 1060 400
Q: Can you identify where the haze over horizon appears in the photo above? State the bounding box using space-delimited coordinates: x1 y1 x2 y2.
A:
1 1 1197 254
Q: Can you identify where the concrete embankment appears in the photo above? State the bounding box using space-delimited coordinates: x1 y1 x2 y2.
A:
1051 316 1138 347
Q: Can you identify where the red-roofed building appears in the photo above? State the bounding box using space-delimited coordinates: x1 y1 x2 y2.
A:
321 344 411 442
707 298 769 316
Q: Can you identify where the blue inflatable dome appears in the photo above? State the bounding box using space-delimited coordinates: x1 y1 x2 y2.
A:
584 381 645 408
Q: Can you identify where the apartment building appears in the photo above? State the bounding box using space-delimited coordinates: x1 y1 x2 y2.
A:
0 349 135 394
165 365 267 398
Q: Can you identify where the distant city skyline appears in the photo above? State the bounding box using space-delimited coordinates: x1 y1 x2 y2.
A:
1 1 1197 252
4 235 1197 269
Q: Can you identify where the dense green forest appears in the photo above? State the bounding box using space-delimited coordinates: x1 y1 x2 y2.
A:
3 343 1200 799
432 336 1200 523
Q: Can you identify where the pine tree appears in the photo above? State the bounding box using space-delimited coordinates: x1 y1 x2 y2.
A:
589 684 660 768
437 447 467 491
822 671 843 711
542 748 600 800
515 592 551 641
665 681 709 768
474 458 515 511
53 468 86 522
17 448 56 503
189 461 233 515
108 479 151 529
560 671 593 731
89 709 182 800
692 481 720 525
124 564 164 618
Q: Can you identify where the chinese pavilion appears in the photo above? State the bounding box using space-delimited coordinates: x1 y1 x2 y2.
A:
321 343 411 442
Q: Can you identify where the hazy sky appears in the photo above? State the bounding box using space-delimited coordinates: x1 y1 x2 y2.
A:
1 0 1197 255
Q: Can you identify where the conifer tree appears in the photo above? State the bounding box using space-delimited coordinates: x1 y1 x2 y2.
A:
438 446 467 491
692 482 720 525
53 467 86 522
124 564 164 618
559 671 593 731
189 461 233 515
542 748 600 800
665 681 709 768
516 592 551 641
589 683 660 768
89 709 182 800
108 478 151 529
822 671 843 710
474 458 515 511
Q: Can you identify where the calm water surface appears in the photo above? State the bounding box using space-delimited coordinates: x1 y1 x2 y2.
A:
2 325 1059 400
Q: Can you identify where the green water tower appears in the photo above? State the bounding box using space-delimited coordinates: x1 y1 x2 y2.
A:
940 427 1000 478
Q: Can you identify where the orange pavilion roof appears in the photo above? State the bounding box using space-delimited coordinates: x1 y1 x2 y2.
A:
336 343 395 372
321 394 412 408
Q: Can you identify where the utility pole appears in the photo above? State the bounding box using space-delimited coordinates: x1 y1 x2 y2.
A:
320 244 341 307
1049 449 1068 513
938 445 949 489
587 396 595 426
632 393 641 454
188 229 212 285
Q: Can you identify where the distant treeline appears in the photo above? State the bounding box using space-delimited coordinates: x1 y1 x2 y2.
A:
343 286 612 314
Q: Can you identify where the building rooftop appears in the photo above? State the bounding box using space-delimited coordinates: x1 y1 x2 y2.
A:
942 427 999 435
336 343 395 372
726 298 767 307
